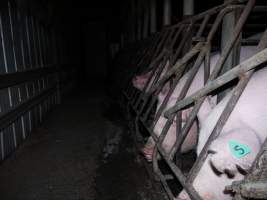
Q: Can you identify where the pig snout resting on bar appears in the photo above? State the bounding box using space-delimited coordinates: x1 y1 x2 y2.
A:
176 62 267 200
132 60 170 92
132 71 152 90
141 46 258 162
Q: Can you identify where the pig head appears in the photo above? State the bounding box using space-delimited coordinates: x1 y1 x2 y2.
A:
132 60 170 91
177 57 267 200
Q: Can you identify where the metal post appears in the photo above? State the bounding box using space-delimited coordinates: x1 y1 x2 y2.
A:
150 0 157 33
130 0 136 42
163 0 171 26
183 0 194 17
143 1 149 39
137 0 142 40
219 1 241 100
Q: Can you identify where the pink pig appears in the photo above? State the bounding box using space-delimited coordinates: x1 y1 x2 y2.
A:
141 46 257 162
132 60 170 92
176 49 266 200
141 52 220 161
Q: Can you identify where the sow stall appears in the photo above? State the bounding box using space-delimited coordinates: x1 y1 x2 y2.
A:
124 0 267 199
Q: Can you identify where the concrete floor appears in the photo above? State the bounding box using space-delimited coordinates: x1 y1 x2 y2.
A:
0 88 165 200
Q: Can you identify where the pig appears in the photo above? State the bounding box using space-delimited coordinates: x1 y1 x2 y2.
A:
132 60 170 92
141 46 258 162
141 52 220 161
176 54 267 200
132 70 152 90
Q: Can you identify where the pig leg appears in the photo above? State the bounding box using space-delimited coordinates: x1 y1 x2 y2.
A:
208 127 261 176
140 136 155 162
141 116 198 162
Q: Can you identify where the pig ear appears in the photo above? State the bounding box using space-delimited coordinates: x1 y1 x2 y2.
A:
161 82 170 95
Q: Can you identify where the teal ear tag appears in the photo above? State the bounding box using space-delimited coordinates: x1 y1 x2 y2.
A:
229 140 251 158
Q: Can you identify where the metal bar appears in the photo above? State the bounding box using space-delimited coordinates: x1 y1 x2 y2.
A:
153 141 203 200
150 42 204 93
171 0 240 29
150 0 157 33
187 0 256 183
165 48 267 117
163 0 171 26
195 15 210 38
132 1 256 199
171 23 195 65
0 65 58 90
0 86 56 132
183 0 194 16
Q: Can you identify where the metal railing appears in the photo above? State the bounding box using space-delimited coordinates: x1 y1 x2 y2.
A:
123 0 267 199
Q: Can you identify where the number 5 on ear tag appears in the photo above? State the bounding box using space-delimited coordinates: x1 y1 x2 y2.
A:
229 140 251 158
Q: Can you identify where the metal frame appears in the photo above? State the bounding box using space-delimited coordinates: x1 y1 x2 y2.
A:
123 0 267 199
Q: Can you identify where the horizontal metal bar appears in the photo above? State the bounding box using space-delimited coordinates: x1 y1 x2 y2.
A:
170 0 242 29
0 85 56 132
0 65 59 90
164 48 267 117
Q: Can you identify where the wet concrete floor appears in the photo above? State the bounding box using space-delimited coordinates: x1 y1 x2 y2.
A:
0 88 166 200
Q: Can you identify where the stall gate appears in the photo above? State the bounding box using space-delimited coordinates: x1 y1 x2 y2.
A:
0 1 75 162
124 0 267 199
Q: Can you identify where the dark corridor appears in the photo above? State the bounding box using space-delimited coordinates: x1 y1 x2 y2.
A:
0 87 163 200
1 0 267 200
0 0 168 199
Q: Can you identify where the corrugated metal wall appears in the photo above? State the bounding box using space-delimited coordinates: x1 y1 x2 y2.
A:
0 1 70 161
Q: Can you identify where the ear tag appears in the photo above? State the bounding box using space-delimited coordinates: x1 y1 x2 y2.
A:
229 140 251 158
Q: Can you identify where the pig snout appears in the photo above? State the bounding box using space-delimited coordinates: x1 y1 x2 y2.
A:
132 76 146 90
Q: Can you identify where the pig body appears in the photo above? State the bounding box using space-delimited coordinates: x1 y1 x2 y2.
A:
177 55 267 200
142 46 257 162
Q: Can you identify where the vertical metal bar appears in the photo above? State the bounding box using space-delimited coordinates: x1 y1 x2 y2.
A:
150 0 157 33
137 0 142 41
183 0 194 17
163 0 171 26
0 3 16 158
143 1 149 39
219 4 242 101
9 2 25 145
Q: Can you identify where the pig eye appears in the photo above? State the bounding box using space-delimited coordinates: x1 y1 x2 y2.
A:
209 160 223 176
236 164 248 175
207 149 216 154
